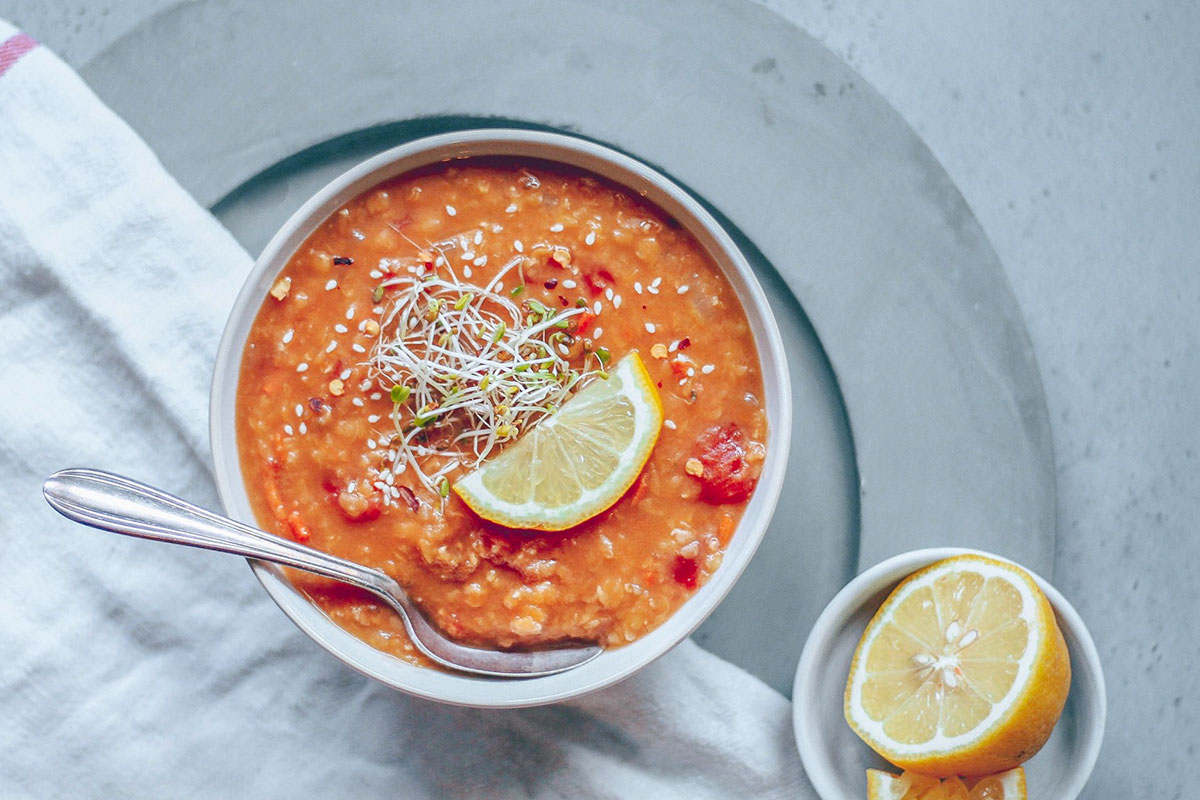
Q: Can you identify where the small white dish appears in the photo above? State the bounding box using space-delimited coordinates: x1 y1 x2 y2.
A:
210 129 792 708
793 547 1105 799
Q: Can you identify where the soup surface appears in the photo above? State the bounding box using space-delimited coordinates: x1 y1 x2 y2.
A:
237 158 766 665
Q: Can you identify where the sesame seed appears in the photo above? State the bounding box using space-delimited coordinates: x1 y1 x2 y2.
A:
492 224 502 233
678 378 687 386
368 414 381 423
435 255 446 267
474 255 487 267
372 306 384 315
550 223 564 232
326 341 337 353
352 343 367 353
347 480 357 493
296 362 309 373
506 204 518 213
613 294 623 309
651 277 662 288
338 208 349 217
295 404 304 417
562 279 576 289
645 322 656 334
514 240 524 253
445 205 457 216
282 329 294 344
463 265 473 278
593 327 604 338
687 367 695 376
325 279 338 291
669 340 680 352
593 300 602 315
352 397 365 407
604 287 614 301
340 369 352 380
366 439 377 449
359 380 372 391
352 229 365 240
473 231 483 245
299 422 308 434
701 364 715 374
557 344 570 356
647 285 659 295
462 251 475 261
284 424 295 435
634 282 643 294
369 393 382 401
346 306 356 320
369 270 382 279
585 231 596 245
664 419 677 430
677 285 690 294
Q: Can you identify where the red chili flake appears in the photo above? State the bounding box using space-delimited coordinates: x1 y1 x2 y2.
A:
332 256 354 266
396 485 420 512
673 555 699 589
677 337 691 350
689 423 758 505
558 295 570 307
543 278 559 289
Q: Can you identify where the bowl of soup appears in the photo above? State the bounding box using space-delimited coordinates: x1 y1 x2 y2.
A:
210 129 791 706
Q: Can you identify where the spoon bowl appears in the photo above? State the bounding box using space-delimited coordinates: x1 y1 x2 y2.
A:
42 468 602 678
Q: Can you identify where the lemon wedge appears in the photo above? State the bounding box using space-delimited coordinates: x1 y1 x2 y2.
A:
453 351 663 530
846 554 1071 777
866 767 1027 800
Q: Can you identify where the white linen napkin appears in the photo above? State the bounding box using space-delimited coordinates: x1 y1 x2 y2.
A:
0 21 810 798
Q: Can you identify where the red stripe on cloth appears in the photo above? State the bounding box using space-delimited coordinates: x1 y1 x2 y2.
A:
0 33 38 78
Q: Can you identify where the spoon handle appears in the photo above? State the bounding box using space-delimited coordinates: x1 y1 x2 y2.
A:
42 468 389 595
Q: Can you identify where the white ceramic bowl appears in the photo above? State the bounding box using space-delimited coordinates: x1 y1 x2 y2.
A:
793 547 1106 799
210 129 791 708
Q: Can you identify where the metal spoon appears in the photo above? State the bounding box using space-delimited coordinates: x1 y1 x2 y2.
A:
42 468 602 678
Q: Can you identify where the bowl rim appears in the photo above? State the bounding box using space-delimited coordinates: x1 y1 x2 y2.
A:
209 128 792 707
791 546 1107 799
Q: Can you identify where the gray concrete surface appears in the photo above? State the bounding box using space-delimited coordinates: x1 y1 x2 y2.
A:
3 1 1196 796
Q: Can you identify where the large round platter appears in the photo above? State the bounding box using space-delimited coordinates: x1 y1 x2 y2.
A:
82 0 1055 696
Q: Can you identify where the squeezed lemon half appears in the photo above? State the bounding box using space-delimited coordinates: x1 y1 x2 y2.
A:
845 554 1071 777
453 351 663 530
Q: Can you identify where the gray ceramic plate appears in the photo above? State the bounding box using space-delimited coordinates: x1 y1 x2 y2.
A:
82 0 1055 696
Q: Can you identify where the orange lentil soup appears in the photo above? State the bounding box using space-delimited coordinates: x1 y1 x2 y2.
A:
237 159 766 665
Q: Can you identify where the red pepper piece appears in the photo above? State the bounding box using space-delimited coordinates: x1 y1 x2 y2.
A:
673 555 699 589
689 423 757 505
